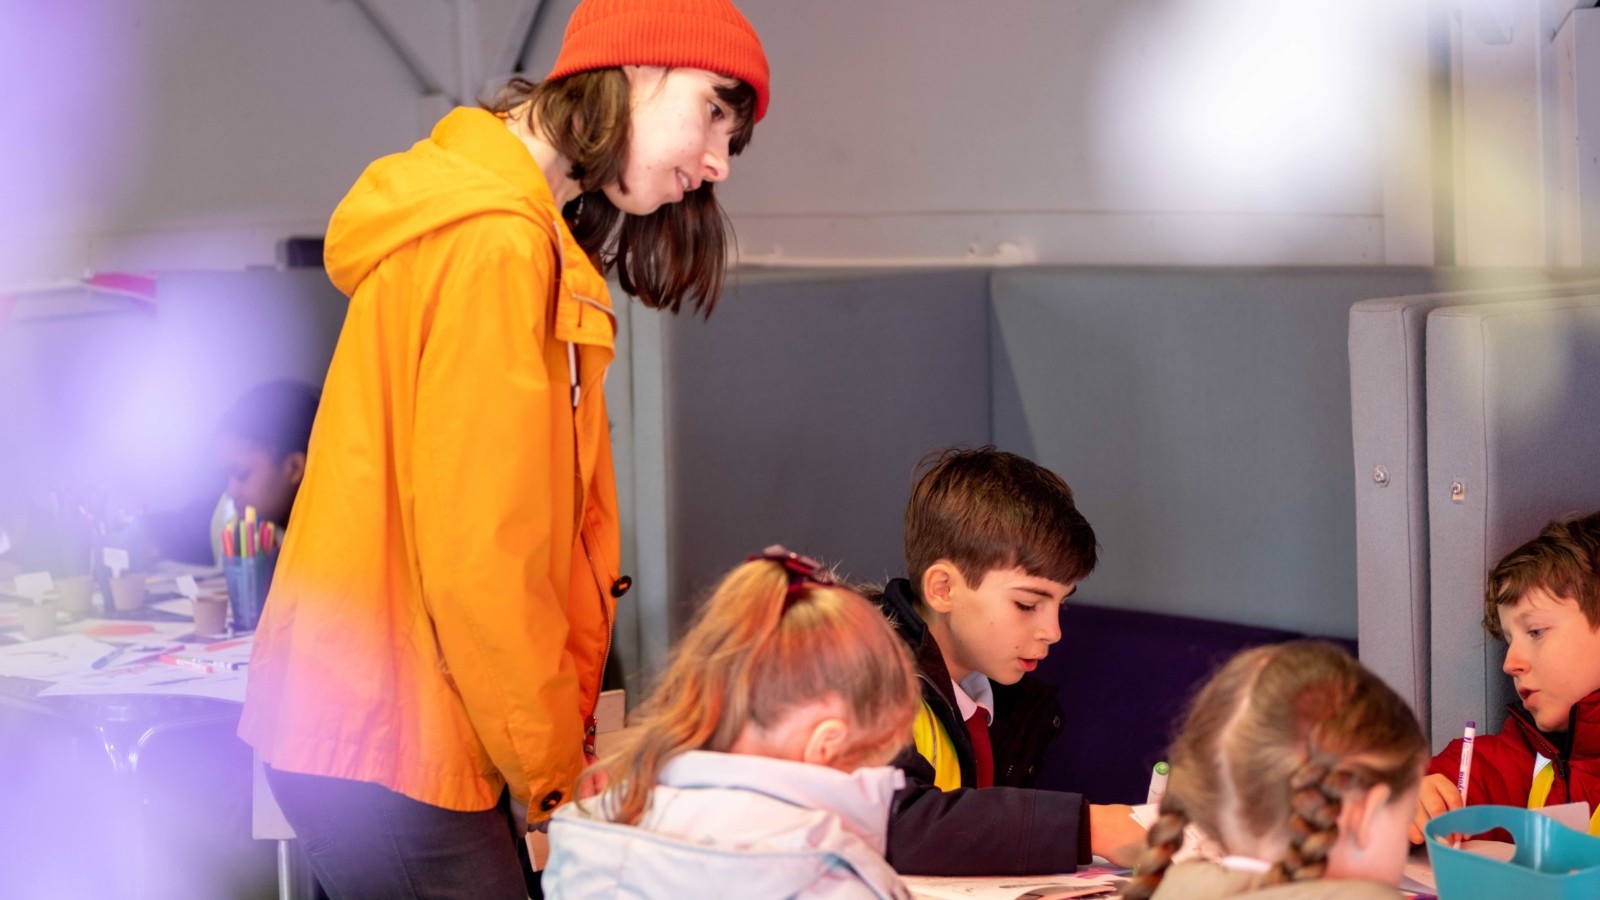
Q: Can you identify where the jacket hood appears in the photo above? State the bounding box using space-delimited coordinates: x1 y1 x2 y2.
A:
877 577 930 649
545 752 910 899
324 107 559 298
657 752 905 852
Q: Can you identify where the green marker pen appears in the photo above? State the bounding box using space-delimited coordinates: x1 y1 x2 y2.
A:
1147 760 1170 806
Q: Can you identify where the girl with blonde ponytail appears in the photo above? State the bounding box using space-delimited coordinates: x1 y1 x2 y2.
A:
1122 642 1427 900
543 547 921 899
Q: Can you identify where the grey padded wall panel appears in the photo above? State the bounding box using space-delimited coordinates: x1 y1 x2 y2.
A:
1350 278 1600 746
1427 295 1600 741
1350 296 1434 735
660 268 992 635
990 267 1436 638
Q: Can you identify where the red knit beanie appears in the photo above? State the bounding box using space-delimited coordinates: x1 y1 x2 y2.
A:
546 0 770 123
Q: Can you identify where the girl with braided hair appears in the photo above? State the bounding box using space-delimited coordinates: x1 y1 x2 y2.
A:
1122 641 1427 900
543 548 921 898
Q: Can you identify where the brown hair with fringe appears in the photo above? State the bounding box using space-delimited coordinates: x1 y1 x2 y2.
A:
904 447 1098 597
589 556 920 826
1121 641 1427 900
483 67 758 316
1483 510 1600 639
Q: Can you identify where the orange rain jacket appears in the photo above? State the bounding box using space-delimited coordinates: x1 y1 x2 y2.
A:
239 107 623 823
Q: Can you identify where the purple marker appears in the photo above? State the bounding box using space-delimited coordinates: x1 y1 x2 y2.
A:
1456 721 1476 803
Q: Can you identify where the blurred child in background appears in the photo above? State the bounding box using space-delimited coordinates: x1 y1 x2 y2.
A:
145 379 319 565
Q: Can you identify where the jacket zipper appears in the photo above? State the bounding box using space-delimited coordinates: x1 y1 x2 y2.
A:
1507 703 1577 803
570 326 611 755
994 682 1054 786
1554 756 1573 804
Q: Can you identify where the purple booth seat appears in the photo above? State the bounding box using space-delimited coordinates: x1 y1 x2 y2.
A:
1032 603 1356 805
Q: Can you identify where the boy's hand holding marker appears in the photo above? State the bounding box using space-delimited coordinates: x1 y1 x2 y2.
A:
1409 720 1473 845
1089 803 1146 866
1408 772 1464 843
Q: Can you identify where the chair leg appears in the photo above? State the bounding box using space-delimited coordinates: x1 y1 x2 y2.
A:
277 839 319 900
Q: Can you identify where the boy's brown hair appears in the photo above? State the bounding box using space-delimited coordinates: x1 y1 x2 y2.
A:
904 447 1097 595
1483 510 1600 639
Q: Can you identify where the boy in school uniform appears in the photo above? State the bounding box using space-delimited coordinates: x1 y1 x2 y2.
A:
1410 510 1600 841
866 447 1146 874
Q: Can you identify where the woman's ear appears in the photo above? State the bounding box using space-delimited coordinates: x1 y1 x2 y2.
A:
1339 782 1394 850
921 562 960 615
801 718 850 768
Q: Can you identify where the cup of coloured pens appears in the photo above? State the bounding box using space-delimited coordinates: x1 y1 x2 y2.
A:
222 510 279 632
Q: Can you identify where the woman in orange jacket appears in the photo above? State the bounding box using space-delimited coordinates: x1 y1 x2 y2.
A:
237 1 769 896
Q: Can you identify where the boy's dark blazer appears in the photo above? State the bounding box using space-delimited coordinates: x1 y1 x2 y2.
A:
872 578 1091 875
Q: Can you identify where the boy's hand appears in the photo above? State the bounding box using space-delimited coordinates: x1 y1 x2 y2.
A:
1089 803 1147 867
1408 772 1463 844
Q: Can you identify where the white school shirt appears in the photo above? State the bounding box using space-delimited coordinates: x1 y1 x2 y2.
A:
952 671 995 726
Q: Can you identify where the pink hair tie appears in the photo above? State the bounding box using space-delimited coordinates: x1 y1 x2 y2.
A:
749 545 834 596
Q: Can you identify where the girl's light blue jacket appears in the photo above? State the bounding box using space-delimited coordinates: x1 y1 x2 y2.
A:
543 750 912 899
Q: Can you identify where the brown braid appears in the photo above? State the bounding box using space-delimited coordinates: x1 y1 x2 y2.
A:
1120 803 1189 900
1266 761 1352 884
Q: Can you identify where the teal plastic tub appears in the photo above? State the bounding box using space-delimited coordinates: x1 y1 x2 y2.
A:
1425 805 1600 899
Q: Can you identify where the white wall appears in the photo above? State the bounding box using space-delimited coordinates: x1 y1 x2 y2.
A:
0 0 423 289
4 0 1442 289
26 1 1600 276
714 0 1420 266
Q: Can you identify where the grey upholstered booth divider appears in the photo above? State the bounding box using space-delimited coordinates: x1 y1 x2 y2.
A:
659 266 1444 640
988 267 1435 637
656 268 993 633
1349 279 1600 747
1426 294 1600 741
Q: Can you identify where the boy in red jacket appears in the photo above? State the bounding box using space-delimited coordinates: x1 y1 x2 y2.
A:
1410 510 1600 841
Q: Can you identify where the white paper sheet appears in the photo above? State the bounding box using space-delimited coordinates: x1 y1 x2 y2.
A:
1404 839 1516 893
150 598 195 618
0 634 117 679
1400 845 1437 894
36 656 248 702
1538 800 1593 834
905 874 1122 900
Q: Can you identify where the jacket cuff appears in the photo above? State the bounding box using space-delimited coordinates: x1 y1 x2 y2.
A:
1018 790 1090 871
1077 798 1092 864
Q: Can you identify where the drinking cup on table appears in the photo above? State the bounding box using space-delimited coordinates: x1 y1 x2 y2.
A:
109 572 148 612
224 552 277 632
55 575 94 617
18 599 58 640
193 595 229 637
